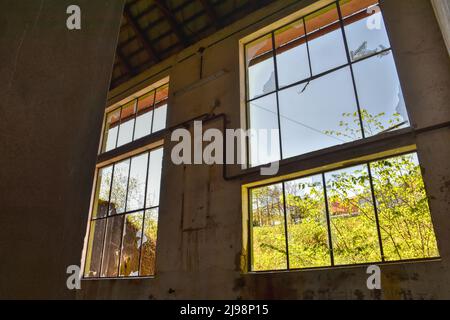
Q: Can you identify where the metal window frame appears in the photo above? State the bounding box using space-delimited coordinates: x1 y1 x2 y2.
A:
246 149 440 273
243 0 411 168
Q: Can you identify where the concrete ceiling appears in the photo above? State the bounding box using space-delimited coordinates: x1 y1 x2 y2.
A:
111 0 277 88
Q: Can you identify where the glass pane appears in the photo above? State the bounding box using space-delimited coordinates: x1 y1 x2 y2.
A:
248 93 281 166
279 67 361 159
101 215 124 278
340 0 390 61
251 184 287 271
285 176 331 269
325 165 381 265
126 154 148 212
155 84 169 104
110 160 130 215
305 4 347 75
84 219 106 278
140 208 159 276
119 212 144 277
152 103 167 133
92 166 112 219
117 101 136 147
353 52 409 137
275 20 310 87
246 35 276 100
137 91 155 112
134 110 153 140
371 153 439 261
146 148 163 208
102 108 120 152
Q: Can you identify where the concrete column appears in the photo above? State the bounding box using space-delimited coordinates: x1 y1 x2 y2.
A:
0 0 124 299
431 0 450 55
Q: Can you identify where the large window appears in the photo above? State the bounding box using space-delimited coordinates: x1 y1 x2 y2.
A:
85 79 168 279
245 0 410 166
84 147 163 278
249 152 439 272
101 82 169 153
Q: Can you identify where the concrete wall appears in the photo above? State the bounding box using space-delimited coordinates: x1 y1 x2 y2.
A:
0 0 125 299
431 0 450 55
77 0 450 300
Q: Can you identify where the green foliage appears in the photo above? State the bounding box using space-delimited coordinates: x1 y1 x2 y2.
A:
251 111 439 271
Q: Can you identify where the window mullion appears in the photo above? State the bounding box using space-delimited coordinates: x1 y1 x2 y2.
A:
138 151 151 276
336 0 366 140
367 163 386 262
322 173 335 267
281 182 290 270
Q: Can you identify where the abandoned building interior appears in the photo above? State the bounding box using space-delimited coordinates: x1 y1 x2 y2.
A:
1 0 450 300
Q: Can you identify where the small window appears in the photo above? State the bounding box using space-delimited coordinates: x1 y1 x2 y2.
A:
244 0 410 167
248 152 439 272
101 82 169 153
84 147 163 278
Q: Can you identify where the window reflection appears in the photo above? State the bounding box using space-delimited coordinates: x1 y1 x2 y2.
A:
119 212 144 277
140 208 159 276
101 215 124 278
251 184 287 271
84 219 106 277
110 160 130 215
93 166 112 219
126 154 148 212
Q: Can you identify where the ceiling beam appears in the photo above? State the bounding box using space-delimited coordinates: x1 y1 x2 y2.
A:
116 50 134 76
153 0 189 46
198 0 219 28
123 5 160 63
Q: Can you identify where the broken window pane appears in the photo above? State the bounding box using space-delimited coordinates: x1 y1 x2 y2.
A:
325 165 381 265
140 208 159 276
101 215 124 278
119 212 144 277
275 20 310 88
371 153 439 261
305 4 347 75
92 165 112 219
110 159 130 215
246 35 276 100
126 154 148 212
84 219 106 278
340 0 390 62
353 52 409 136
279 67 361 159
285 175 331 269
251 184 287 271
